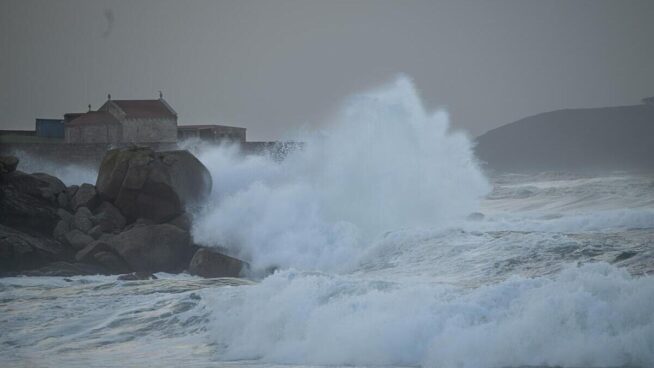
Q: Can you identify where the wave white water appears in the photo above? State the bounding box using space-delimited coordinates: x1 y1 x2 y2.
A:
192 76 490 273
9 150 98 186
206 263 654 368
2 77 654 368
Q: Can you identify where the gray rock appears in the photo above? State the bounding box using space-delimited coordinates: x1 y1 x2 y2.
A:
75 241 112 263
94 201 126 232
167 212 192 231
106 224 191 273
0 224 70 273
30 173 66 200
70 183 99 211
0 155 19 174
94 251 130 274
66 185 79 198
96 147 212 223
73 207 94 233
117 272 158 280
87 225 105 240
188 248 247 278
57 192 69 209
64 229 94 250
57 208 74 222
0 173 60 236
22 261 106 277
53 219 70 242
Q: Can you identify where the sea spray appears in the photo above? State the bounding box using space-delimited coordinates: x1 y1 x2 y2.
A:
205 263 654 367
192 76 490 272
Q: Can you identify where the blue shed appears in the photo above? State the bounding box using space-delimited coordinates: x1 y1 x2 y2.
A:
35 118 64 138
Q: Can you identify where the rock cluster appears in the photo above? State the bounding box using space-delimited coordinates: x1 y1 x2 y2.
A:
0 148 247 279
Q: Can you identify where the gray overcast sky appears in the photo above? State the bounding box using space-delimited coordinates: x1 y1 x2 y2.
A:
1 0 653 141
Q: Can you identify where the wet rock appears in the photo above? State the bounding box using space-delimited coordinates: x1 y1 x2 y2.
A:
57 192 69 209
52 219 70 242
107 224 191 273
614 251 638 262
22 261 106 277
96 147 212 223
467 212 485 221
93 201 126 232
66 185 79 198
30 173 66 201
57 208 74 222
0 224 70 273
94 251 130 274
118 272 158 281
73 207 94 233
0 175 60 236
167 212 192 231
87 225 105 240
0 155 19 174
75 241 112 263
64 229 94 250
70 183 99 211
188 248 247 278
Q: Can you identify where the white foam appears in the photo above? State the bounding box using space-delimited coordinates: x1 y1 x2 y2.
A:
192 76 489 272
206 263 654 368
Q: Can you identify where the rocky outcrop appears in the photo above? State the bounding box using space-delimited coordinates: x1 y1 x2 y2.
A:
0 171 61 236
70 183 100 211
189 247 247 278
0 224 71 273
1 148 249 279
96 147 212 223
106 224 192 273
0 156 19 174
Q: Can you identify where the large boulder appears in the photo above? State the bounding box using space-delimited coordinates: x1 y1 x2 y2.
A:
0 173 61 236
106 224 191 273
70 183 100 211
96 147 212 223
93 201 126 233
188 248 247 278
0 224 71 273
0 155 19 175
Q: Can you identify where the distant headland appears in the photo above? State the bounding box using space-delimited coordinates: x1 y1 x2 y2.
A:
475 97 654 173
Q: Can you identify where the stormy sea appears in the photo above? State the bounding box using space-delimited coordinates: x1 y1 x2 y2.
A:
2 78 653 368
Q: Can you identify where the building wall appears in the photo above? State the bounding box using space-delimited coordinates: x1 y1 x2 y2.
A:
178 126 246 142
65 124 121 144
122 118 177 143
35 119 65 138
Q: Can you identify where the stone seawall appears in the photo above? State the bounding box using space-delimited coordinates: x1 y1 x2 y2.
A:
0 143 178 167
0 141 304 168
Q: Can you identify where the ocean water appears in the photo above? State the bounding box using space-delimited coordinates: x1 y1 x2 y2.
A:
2 77 653 368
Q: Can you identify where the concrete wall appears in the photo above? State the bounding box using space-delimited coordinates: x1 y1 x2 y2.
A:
122 118 177 143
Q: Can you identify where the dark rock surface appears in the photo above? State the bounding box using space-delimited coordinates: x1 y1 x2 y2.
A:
96 147 212 223
118 272 159 281
0 224 71 273
0 155 19 174
0 172 61 236
64 229 94 250
107 223 192 273
93 201 126 233
70 183 100 211
21 261 107 277
189 247 247 278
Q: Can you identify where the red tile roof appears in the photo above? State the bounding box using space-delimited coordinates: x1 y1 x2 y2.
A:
66 111 120 126
111 99 176 119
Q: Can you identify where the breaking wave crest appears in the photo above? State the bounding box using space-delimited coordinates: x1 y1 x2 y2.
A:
192 76 490 272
